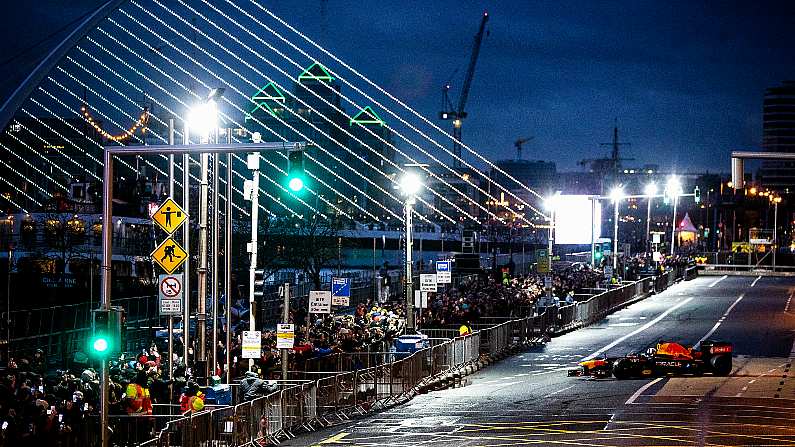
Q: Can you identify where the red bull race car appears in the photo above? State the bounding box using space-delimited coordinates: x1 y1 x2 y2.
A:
568 340 733 379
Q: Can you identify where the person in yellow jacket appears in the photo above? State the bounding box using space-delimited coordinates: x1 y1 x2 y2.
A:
459 323 472 336
125 372 153 415
189 390 206 412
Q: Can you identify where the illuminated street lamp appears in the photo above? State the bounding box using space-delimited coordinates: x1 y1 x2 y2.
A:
644 182 657 252
544 192 561 259
187 99 219 142
610 186 624 271
400 170 423 333
666 175 683 255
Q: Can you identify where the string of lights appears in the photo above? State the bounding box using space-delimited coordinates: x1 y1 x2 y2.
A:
80 103 148 143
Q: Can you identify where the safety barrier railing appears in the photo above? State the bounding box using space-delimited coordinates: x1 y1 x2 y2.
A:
139 267 692 447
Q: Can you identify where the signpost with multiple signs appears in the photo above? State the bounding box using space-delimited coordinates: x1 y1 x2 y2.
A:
331 277 351 306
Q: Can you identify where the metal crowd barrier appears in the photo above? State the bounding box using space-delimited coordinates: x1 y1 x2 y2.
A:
139 267 692 447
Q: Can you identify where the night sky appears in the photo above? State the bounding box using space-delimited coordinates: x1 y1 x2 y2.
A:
1 0 793 173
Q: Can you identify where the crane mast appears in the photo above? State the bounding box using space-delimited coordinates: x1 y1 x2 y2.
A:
440 12 489 168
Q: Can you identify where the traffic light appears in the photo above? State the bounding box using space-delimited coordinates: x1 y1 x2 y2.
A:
594 244 603 262
89 307 125 359
287 149 305 192
694 186 701 203
253 269 266 299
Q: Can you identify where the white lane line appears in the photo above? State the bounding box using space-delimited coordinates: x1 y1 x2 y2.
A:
750 276 762 288
708 275 728 288
697 293 745 346
625 377 663 405
785 292 793 313
543 384 576 398
582 297 694 361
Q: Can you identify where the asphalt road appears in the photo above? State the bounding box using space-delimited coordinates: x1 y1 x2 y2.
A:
286 275 795 446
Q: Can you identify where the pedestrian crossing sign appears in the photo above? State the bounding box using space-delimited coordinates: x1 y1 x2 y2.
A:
151 237 188 274
151 197 187 234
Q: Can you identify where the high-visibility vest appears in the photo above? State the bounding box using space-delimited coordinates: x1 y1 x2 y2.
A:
189 394 205 412
126 384 152 415
459 325 472 336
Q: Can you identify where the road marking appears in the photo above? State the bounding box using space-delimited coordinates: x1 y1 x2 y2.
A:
625 377 664 405
785 291 793 313
696 293 745 346
312 432 349 445
708 275 728 288
543 384 576 398
750 275 762 287
582 297 694 361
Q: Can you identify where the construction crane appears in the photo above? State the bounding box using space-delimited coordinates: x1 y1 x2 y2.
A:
514 136 534 160
439 11 489 168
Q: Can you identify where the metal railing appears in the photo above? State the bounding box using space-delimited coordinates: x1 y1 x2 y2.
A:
139 266 691 447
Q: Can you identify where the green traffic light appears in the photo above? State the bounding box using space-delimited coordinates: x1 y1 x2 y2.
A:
288 176 304 192
93 337 109 353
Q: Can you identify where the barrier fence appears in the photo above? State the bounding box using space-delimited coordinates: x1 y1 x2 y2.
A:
137 266 693 447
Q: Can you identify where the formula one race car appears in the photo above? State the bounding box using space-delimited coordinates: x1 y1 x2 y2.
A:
567 340 732 379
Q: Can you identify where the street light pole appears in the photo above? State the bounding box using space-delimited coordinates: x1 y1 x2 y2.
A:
99 149 112 447
404 195 415 333
225 133 232 384
670 194 678 255
613 198 619 271
211 148 220 377
775 200 779 266
197 151 209 374
646 197 653 253
167 119 175 383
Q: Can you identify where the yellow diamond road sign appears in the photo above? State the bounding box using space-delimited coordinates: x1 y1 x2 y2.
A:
151 237 188 274
152 197 187 234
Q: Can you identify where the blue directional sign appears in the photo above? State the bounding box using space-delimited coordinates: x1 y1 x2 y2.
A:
331 277 351 306
436 261 451 284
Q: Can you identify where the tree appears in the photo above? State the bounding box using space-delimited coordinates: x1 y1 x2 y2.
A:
279 214 343 289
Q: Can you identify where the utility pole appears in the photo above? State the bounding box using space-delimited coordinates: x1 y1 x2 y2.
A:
247 153 260 371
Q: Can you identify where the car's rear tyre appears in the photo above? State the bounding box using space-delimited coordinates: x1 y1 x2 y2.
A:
710 354 732 376
613 359 631 380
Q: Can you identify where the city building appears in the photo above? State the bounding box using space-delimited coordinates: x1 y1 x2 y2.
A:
759 81 795 189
